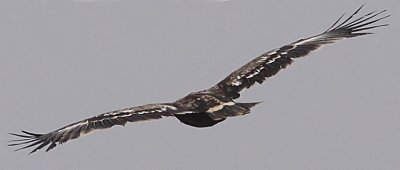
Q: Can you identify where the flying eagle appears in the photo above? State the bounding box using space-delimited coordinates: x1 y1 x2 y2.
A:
9 5 389 154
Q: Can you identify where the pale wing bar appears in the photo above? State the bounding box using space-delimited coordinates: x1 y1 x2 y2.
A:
214 5 389 99
8 104 177 154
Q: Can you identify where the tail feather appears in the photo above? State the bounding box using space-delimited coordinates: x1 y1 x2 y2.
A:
236 102 262 109
209 101 262 120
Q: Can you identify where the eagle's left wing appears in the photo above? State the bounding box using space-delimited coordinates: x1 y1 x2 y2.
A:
8 103 177 154
211 5 389 99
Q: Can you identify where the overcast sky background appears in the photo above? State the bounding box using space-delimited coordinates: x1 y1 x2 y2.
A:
1 0 399 169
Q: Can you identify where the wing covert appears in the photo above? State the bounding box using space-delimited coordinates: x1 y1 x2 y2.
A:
8 103 177 154
211 5 389 99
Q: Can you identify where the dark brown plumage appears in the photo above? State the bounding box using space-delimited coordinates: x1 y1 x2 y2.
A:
8 5 389 154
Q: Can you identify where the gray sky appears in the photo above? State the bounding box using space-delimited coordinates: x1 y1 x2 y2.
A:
1 0 399 169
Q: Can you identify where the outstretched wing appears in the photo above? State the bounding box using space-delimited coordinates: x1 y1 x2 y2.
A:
8 103 178 154
211 5 389 99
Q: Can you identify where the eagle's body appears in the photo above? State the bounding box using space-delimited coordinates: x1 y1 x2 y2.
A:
174 89 259 127
9 5 389 154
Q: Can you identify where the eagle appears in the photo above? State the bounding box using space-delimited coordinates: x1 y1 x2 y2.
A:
9 5 389 154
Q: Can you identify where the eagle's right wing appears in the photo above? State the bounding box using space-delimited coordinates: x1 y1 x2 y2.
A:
211 5 389 99
8 103 178 154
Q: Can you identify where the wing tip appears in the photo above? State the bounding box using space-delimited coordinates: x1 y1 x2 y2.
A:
8 130 54 154
325 5 390 37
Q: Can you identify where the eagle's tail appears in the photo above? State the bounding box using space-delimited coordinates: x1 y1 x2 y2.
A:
236 102 262 110
232 101 262 116
209 101 262 120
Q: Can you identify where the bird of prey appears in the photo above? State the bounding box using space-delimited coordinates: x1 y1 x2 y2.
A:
9 5 389 154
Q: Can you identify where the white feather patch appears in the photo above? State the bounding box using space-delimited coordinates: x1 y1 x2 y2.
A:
207 102 234 112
